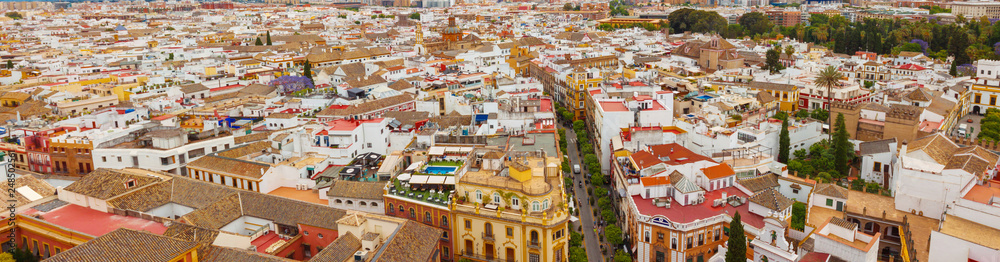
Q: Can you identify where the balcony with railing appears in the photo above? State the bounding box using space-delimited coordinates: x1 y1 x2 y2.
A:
482 232 495 242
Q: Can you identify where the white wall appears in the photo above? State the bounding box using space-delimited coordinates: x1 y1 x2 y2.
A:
929 230 1000 262
329 197 384 214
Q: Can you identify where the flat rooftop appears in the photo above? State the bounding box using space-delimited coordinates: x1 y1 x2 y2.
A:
939 215 1000 249
267 187 328 205
631 187 764 229
22 203 167 237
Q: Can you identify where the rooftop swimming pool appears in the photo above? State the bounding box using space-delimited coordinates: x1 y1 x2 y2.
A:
424 166 458 174
695 95 714 100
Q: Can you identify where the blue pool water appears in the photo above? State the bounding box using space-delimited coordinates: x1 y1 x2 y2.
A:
695 95 714 100
425 166 458 174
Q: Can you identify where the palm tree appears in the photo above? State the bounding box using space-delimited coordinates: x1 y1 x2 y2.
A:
815 65 843 140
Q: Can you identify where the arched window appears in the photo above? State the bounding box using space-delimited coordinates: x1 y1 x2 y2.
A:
441 216 449 227
511 196 519 208
532 201 541 212
371 202 378 207
335 199 343 204
409 208 415 218
359 201 368 207
346 200 354 205
399 205 405 213
543 199 549 210
388 203 394 213
530 230 539 244
485 223 493 235
493 192 502 204
425 212 432 223
475 190 483 202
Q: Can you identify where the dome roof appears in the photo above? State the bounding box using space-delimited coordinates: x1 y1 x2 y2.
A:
443 27 462 34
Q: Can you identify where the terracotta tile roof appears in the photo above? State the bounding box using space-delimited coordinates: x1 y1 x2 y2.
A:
315 93 415 118
203 247 295 262
109 176 239 212
737 173 779 193
702 163 735 180
954 145 1000 166
749 81 799 92
375 221 443 262
0 175 55 207
180 83 209 94
388 80 414 91
238 84 277 97
63 168 164 200
749 188 794 211
326 180 386 200
44 228 198 262
186 155 271 180
813 183 848 199
945 154 991 176
180 193 243 229
235 131 273 144
829 217 857 230
858 138 895 156
310 232 361 262
163 223 219 256
906 133 958 165
217 141 273 159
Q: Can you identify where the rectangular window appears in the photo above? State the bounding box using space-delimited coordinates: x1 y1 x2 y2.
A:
465 219 471 229
873 161 882 172
671 238 677 249
101 156 107 162
686 237 692 249
992 95 998 106
507 227 514 237
826 199 834 206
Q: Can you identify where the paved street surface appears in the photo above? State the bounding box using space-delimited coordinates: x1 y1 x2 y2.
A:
565 126 605 262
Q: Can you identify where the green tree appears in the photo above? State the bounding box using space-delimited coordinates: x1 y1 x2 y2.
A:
409 12 420 20
266 31 273 45
814 66 842 139
950 59 959 76
6 60 13 69
795 109 810 119
569 247 588 262
949 29 971 66
607 224 623 246
591 173 605 186
773 111 788 121
833 113 852 177
810 108 829 121
168 53 174 60
764 48 784 74
779 119 790 164
602 209 617 224
725 212 747 262
785 45 795 57
303 59 313 84
4 12 22 20
255 37 263 46
793 149 807 159
738 12 772 36
563 3 573 10
790 202 806 230
614 250 633 262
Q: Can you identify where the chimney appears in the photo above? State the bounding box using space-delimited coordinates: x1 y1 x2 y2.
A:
565 54 571 61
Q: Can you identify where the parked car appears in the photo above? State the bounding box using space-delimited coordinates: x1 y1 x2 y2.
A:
573 164 581 174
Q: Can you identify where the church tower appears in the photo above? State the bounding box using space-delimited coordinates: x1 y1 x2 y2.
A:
415 23 425 54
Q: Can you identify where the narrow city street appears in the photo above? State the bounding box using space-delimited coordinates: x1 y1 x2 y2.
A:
564 125 605 262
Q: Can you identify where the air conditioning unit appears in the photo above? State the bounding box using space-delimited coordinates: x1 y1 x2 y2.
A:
354 251 369 262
